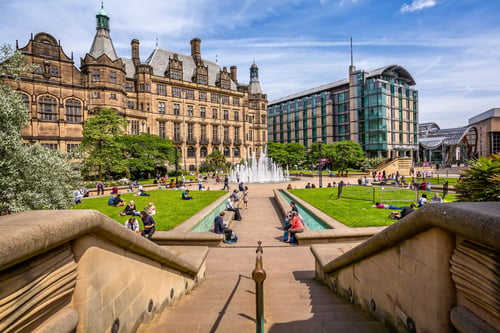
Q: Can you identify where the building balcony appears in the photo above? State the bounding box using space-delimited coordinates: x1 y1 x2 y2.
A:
187 137 197 144
212 138 221 145
173 136 183 144
223 138 232 145
234 139 242 145
199 137 209 145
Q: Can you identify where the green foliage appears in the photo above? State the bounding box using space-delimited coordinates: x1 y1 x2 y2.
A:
205 149 226 169
73 189 226 230
81 108 127 179
330 141 365 174
0 45 79 215
117 134 175 179
455 155 500 201
362 157 386 169
266 142 306 168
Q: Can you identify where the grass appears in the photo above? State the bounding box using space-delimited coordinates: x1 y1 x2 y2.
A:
73 189 226 230
289 187 457 228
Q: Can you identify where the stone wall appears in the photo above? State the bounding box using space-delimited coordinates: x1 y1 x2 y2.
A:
311 202 500 333
0 210 208 333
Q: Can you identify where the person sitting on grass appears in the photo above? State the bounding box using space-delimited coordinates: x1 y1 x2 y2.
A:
109 193 124 207
124 217 140 234
182 189 193 200
120 200 140 216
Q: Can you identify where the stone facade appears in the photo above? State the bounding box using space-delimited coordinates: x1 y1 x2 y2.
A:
7 5 267 171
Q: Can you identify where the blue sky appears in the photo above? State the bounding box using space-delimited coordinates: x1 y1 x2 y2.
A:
1 0 499 128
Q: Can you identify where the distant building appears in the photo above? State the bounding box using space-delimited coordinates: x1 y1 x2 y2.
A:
4 5 267 171
468 108 500 157
418 122 478 166
267 64 419 159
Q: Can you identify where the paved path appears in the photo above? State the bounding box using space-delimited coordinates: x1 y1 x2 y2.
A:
138 180 388 333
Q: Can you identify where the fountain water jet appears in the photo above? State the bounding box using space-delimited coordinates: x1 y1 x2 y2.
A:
229 147 289 183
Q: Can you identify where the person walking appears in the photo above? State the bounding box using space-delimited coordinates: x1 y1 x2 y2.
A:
243 186 249 209
223 175 230 190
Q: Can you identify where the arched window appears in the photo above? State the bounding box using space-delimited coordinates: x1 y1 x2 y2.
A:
224 147 230 157
65 98 82 123
38 95 57 121
200 146 208 158
233 147 240 158
187 146 196 158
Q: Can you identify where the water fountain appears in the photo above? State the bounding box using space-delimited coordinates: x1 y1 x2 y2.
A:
229 147 290 183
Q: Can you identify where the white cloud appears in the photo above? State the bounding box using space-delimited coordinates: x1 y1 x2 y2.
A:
401 0 437 13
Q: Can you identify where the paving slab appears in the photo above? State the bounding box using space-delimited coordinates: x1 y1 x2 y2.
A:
138 180 388 333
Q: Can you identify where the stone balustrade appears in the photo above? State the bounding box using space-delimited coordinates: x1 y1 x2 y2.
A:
0 210 208 333
311 202 500 333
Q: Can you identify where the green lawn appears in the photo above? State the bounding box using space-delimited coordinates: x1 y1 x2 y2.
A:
289 187 457 228
74 189 226 230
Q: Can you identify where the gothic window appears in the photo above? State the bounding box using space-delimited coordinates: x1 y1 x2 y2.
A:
233 147 240 157
131 120 139 135
199 91 207 101
212 108 218 119
172 87 181 97
234 111 239 121
170 69 182 80
200 106 206 118
38 95 57 121
221 95 229 104
200 146 208 157
125 82 134 92
67 144 79 152
185 89 194 99
173 104 180 115
224 147 230 157
92 70 100 82
157 84 167 96
187 105 193 117
187 146 195 158
233 97 240 106
223 109 229 120
109 71 117 83
159 122 166 138
158 102 166 114
65 98 82 123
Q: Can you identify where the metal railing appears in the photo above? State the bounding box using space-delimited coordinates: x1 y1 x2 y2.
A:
252 241 266 333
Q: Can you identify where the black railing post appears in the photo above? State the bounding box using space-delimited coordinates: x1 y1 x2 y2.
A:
252 241 266 333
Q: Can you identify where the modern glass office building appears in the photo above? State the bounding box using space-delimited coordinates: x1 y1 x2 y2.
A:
268 64 419 159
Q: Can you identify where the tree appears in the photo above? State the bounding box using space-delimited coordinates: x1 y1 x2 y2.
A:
330 141 365 175
266 142 288 165
455 154 500 201
80 108 127 179
205 149 227 170
0 45 79 215
116 133 175 179
284 143 305 168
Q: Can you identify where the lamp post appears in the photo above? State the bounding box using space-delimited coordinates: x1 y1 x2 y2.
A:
318 139 323 188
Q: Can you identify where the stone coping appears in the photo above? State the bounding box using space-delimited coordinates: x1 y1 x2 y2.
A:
151 193 234 246
0 210 208 276
311 202 500 274
273 189 385 244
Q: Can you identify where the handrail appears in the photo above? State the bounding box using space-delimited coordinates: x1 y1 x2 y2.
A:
252 241 266 333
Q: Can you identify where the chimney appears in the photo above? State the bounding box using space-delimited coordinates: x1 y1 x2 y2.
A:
131 39 140 67
190 38 201 65
230 65 237 83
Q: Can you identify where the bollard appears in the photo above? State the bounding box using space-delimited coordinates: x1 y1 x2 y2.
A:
252 241 266 333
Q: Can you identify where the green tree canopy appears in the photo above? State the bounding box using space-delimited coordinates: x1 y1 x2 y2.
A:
80 108 127 179
0 45 79 215
205 149 226 167
455 154 500 201
330 141 365 174
116 133 175 179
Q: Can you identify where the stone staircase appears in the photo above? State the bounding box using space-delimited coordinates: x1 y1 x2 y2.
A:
138 246 388 333
137 182 389 333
